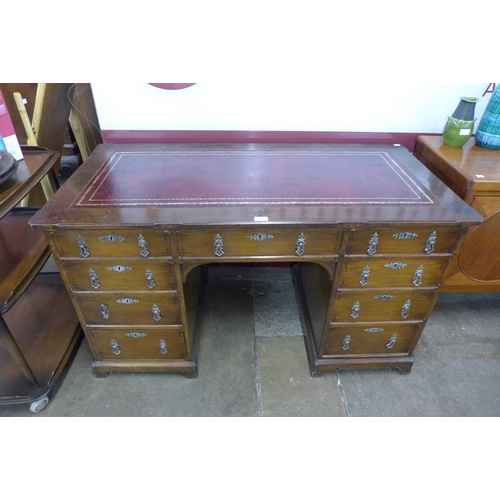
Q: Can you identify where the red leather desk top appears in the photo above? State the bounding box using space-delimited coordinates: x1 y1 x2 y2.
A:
30 144 483 228
73 149 436 208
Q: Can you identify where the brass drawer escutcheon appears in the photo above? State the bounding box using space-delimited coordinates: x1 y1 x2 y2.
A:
99 235 125 243
125 332 147 338
247 233 274 241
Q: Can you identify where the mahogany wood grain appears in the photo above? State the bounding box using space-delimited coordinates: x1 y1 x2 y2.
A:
415 135 500 291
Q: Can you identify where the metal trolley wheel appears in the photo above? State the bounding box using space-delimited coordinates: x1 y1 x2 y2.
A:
29 396 50 413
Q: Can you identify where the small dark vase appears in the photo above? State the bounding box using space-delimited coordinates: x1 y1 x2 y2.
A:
443 97 478 147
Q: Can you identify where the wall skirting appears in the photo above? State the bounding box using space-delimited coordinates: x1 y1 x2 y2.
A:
102 130 441 153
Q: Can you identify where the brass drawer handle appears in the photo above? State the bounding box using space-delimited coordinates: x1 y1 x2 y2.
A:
295 233 306 256
111 339 121 355
145 268 156 288
424 231 437 254
342 335 351 351
351 301 360 319
413 265 424 287
159 339 168 355
360 266 370 286
78 235 90 258
214 234 224 257
152 303 161 321
386 334 397 349
89 268 100 289
99 303 109 319
138 234 150 257
401 299 411 319
367 232 378 255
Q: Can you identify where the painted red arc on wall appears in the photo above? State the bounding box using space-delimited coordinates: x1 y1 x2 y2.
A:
148 83 196 90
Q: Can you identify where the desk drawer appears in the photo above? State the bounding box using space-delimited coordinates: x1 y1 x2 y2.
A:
337 257 449 289
51 229 171 258
62 260 177 292
321 323 420 356
75 292 181 326
177 228 342 258
347 226 460 256
330 289 436 322
88 327 186 360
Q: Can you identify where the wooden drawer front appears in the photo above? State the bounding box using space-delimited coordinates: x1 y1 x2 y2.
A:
321 323 420 356
51 229 171 258
338 257 448 289
177 228 342 258
75 293 181 326
347 226 460 256
330 289 436 323
62 260 177 292
88 328 186 360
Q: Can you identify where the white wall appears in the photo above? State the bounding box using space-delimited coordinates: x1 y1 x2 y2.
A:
91 83 494 134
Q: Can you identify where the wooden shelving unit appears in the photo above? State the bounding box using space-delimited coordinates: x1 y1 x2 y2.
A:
0 150 81 412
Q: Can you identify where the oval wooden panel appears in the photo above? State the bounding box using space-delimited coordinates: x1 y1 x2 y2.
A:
459 210 500 281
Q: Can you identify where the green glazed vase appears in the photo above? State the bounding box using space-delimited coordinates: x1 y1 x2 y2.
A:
443 96 478 147
443 116 476 147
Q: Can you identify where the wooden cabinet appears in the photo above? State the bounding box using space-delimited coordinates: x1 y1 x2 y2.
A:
30 144 482 377
0 150 81 412
415 135 500 291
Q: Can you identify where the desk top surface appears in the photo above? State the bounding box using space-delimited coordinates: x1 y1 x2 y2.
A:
30 143 482 228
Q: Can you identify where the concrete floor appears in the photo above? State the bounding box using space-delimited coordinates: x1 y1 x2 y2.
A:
2 265 500 417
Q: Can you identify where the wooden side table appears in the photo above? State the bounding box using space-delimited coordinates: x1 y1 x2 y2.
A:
415 135 500 292
0 149 81 413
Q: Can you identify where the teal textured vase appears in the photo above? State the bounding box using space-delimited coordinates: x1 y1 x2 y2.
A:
476 85 500 150
443 97 478 147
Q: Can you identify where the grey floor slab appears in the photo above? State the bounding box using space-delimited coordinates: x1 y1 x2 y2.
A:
257 337 346 417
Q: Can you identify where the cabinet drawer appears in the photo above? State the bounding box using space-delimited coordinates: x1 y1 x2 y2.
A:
62 260 177 292
330 289 436 322
88 328 186 360
51 229 171 258
177 228 342 258
337 257 449 288
75 292 181 326
321 323 421 356
347 226 460 256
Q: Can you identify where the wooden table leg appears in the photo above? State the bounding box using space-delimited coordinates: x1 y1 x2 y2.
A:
0 315 39 388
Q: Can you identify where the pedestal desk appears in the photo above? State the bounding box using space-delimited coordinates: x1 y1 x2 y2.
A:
30 144 482 377
415 135 500 292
